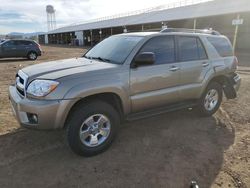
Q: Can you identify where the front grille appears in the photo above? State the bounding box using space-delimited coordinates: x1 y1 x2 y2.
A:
15 70 28 97
19 77 24 84
16 86 25 96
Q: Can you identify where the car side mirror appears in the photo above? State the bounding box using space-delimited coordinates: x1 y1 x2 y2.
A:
132 52 155 68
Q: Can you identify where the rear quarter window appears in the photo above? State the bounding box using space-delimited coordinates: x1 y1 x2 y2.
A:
207 37 233 57
21 41 33 45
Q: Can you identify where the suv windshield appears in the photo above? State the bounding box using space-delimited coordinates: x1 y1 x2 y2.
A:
84 35 143 64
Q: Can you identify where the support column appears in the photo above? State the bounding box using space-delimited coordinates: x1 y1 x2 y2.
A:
111 28 113 35
99 29 102 40
45 34 48 44
90 30 93 46
193 18 197 30
142 25 144 31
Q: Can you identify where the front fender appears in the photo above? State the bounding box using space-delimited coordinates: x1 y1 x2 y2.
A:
63 79 130 115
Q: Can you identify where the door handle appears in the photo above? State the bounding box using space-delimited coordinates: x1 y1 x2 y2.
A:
202 62 209 67
169 66 180 72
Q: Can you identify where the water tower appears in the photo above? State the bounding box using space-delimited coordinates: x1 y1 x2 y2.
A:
46 5 56 31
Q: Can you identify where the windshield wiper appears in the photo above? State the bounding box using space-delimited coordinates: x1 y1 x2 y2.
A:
89 56 111 63
83 56 118 64
83 55 91 59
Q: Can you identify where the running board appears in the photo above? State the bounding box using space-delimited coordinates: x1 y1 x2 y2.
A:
126 101 197 121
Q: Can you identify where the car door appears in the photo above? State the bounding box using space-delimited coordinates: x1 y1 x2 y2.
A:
176 36 210 100
130 35 181 113
14 40 29 57
0 43 3 57
1 40 16 57
20 40 33 56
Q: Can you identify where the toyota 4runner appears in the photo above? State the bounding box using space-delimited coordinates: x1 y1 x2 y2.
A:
9 29 241 156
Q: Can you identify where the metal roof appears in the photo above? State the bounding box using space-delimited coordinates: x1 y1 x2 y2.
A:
48 0 250 34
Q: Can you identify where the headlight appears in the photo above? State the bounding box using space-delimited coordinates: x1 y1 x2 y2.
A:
27 80 59 97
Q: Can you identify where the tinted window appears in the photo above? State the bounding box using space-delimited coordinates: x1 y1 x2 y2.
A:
13 41 22 45
207 37 233 57
13 40 31 45
139 36 175 65
22 41 33 45
178 36 200 61
197 39 207 59
2 41 15 46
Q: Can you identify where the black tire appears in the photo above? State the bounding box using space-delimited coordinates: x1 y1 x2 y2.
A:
27 51 38 60
197 82 223 117
66 100 120 156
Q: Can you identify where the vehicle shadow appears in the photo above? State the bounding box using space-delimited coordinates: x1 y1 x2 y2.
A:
0 58 29 63
0 109 234 188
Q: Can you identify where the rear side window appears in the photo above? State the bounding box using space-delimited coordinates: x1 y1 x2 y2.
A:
140 36 175 65
197 39 207 60
207 37 233 57
177 36 207 61
16 41 33 45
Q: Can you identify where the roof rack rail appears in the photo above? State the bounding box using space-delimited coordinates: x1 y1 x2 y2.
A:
160 28 221 35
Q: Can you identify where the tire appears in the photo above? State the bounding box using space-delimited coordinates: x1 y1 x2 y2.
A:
197 82 223 117
27 51 38 60
66 100 120 156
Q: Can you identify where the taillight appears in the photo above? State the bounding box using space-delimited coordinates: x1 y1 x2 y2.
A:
37 43 42 51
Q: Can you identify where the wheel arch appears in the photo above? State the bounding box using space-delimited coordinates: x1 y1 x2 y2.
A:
202 74 235 99
64 92 125 129
27 50 37 56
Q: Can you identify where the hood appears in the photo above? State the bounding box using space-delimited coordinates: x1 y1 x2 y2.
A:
21 57 120 80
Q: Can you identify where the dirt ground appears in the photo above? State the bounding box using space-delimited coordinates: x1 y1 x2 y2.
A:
0 45 249 188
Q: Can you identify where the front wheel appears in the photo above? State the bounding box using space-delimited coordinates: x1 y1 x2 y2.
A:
66 100 120 156
197 82 223 117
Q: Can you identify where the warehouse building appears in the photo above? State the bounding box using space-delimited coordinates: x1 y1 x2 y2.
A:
39 0 250 53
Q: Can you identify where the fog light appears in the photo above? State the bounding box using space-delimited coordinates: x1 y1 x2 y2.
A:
27 113 38 124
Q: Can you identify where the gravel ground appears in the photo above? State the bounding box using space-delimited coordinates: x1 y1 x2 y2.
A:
0 45 249 188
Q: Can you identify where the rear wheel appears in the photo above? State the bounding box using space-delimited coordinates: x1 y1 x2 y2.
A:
197 82 223 116
27 51 37 60
66 100 120 156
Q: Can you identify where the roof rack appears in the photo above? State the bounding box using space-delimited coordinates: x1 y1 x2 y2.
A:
160 28 221 35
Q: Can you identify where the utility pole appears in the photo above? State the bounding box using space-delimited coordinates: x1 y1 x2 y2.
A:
233 14 241 51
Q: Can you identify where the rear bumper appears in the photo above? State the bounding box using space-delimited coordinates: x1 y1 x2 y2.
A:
8 85 76 130
223 73 241 99
37 50 42 56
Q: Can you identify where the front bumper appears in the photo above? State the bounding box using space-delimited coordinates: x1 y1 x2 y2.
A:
8 85 75 130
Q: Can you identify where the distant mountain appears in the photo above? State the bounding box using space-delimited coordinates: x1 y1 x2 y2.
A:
7 32 45 37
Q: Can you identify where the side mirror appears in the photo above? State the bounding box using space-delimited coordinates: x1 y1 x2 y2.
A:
132 52 155 68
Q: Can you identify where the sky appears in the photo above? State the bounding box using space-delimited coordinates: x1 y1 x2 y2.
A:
0 0 204 34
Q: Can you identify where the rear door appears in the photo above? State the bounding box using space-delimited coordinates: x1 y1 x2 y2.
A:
14 40 31 57
21 40 34 56
130 35 181 112
177 36 210 100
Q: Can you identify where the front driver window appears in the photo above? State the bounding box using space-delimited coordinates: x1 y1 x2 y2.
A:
2 41 15 47
139 36 176 65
